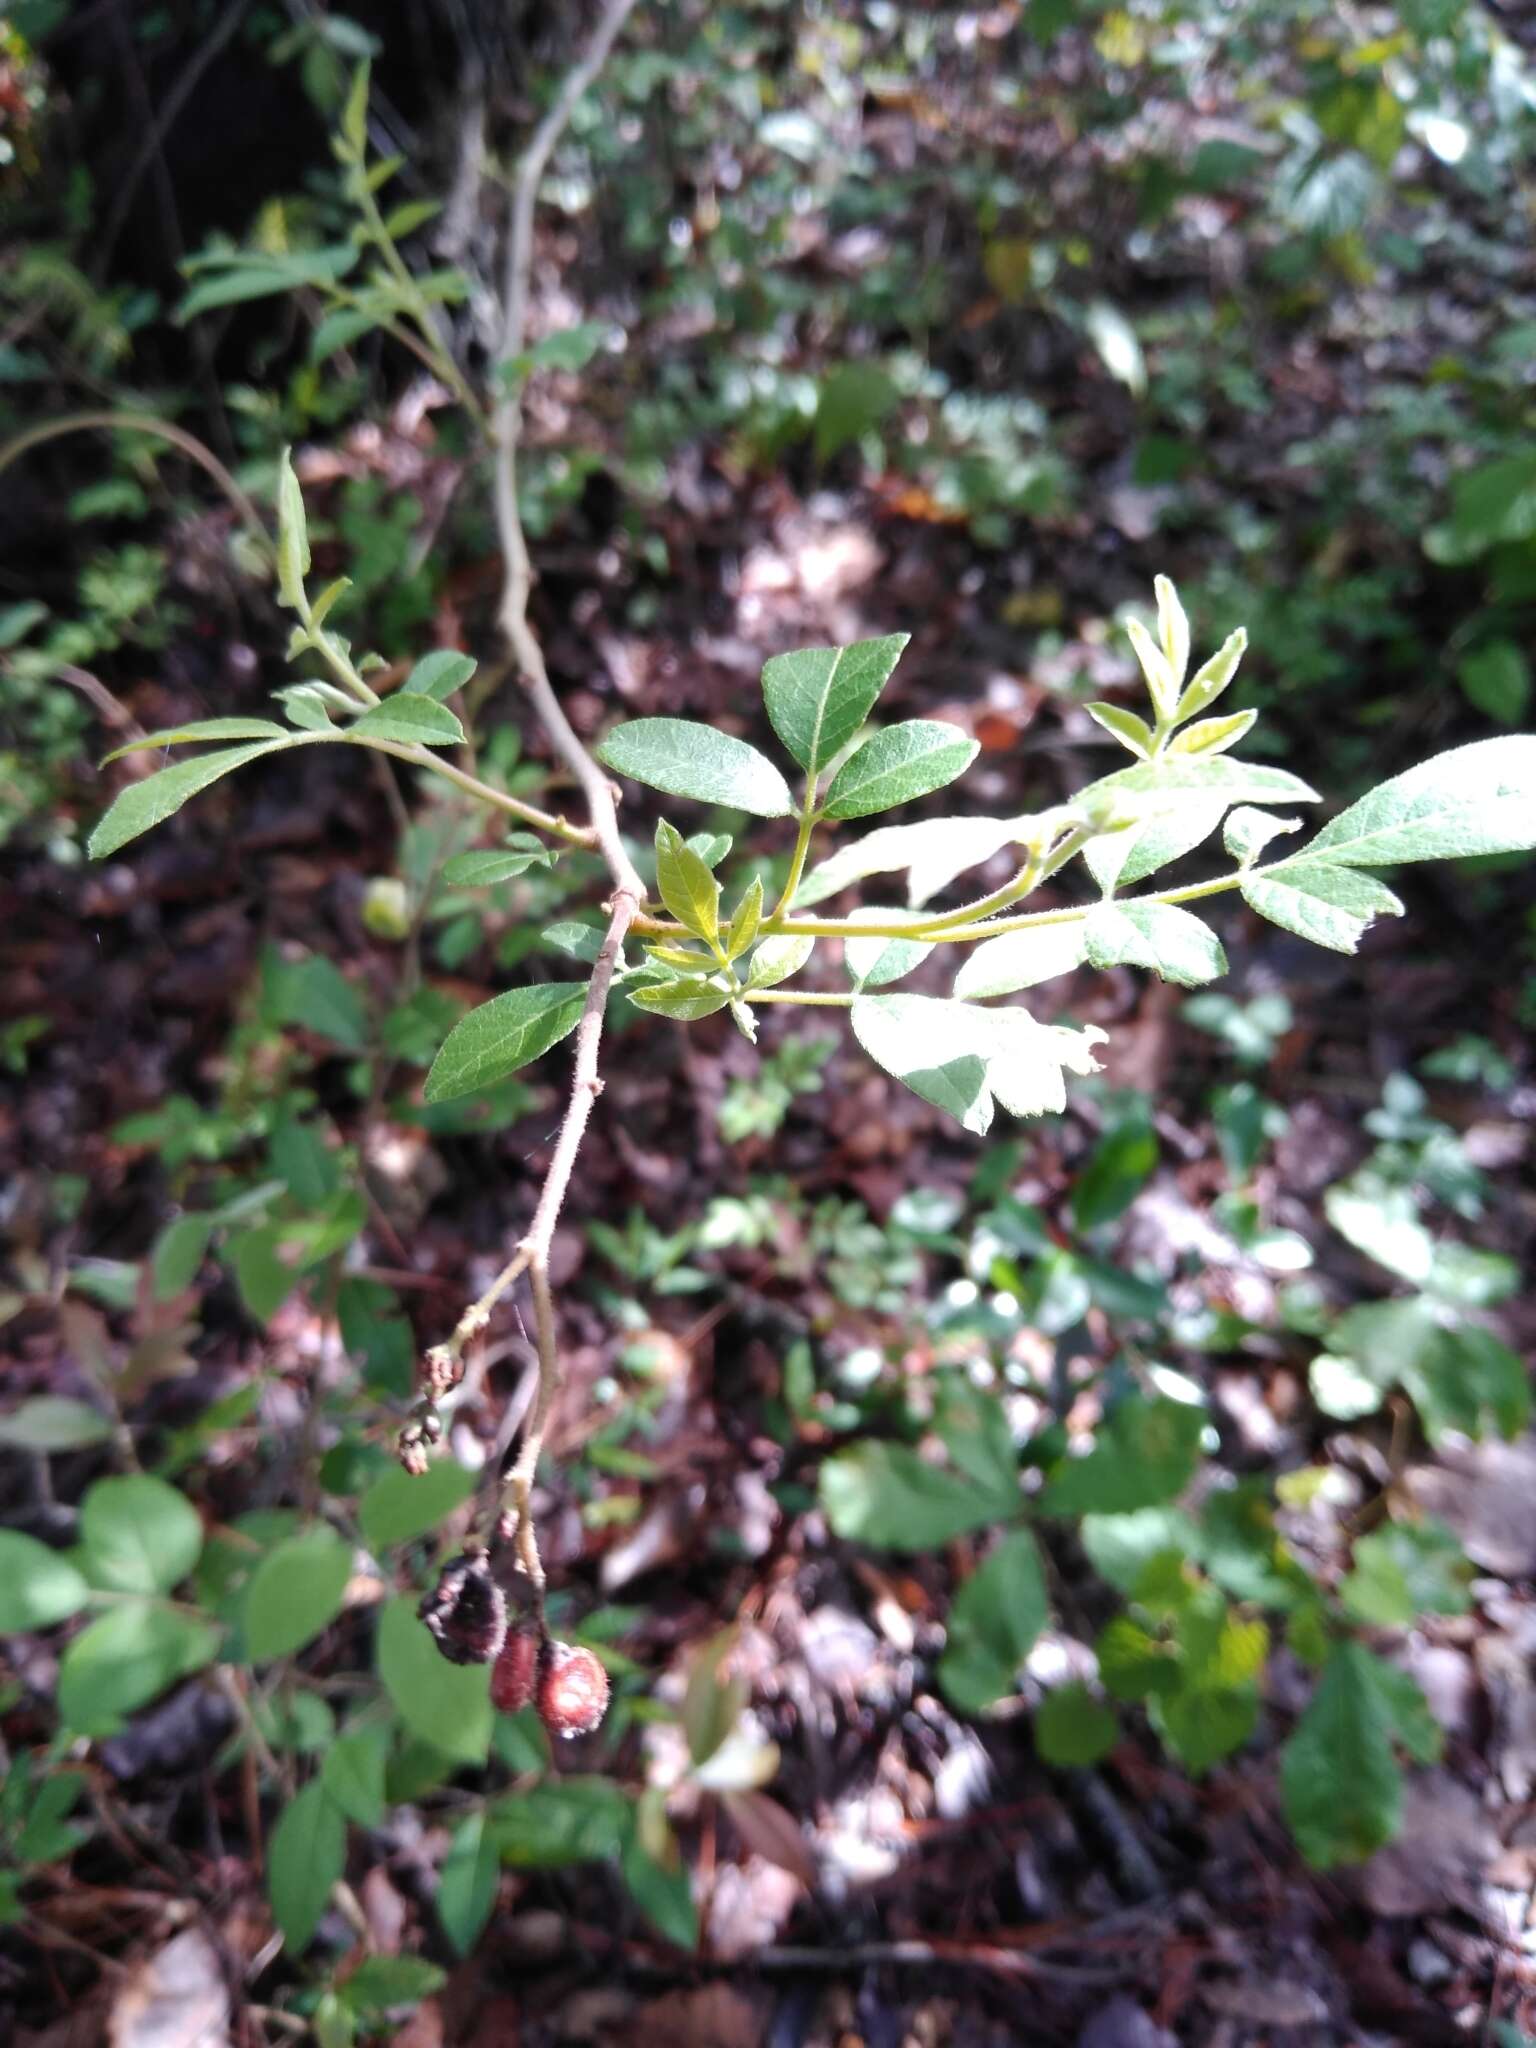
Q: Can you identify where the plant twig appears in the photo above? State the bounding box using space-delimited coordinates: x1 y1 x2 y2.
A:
408 0 645 1602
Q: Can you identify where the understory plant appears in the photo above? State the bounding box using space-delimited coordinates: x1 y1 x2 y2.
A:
5 11 1536 1999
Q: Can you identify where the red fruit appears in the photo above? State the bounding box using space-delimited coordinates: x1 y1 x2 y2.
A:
537 1642 610 1739
491 1628 541 1714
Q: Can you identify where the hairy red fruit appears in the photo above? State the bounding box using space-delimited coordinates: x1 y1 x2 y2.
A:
417 1550 507 1666
490 1627 541 1714
537 1642 610 1739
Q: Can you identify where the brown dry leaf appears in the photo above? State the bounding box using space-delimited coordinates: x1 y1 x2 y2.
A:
1406 1435 1536 1580
631 1986 765 2048
108 1926 230 2048
723 1788 817 1886
1355 1770 1499 1917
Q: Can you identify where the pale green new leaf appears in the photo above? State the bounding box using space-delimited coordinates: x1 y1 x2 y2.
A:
655 821 721 944
276 447 310 609
1086 755 1320 813
1154 574 1190 688
1086 702 1154 758
104 718 289 762
1224 807 1300 867
798 812 1033 909
843 908 934 988
1302 735 1536 865
745 933 815 989
1242 860 1404 954
1084 798 1228 894
1174 628 1247 722
90 739 294 857
1126 616 1177 722
1169 709 1257 756
952 922 1088 999
1083 902 1227 987
761 633 909 777
824 719 978 820
852 994 1106 1132
724 875 764 960
628 977 732 1021
0 1531 90 1632
596 719 794 817
351 696 466 747
425 983 587 1102
441 845 549 886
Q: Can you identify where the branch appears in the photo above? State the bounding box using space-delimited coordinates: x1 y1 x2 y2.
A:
403 0 646 1606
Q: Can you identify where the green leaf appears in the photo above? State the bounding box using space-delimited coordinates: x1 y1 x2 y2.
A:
627 977 731 1021
437 1810 500 1956
1340 1519 1472 1629
78 1474 204 1595
1086 702 1154 758
265 950 370 1049
1084 754 1320 820
340 1957 447 2018
1083 902 1227 988
276 447 311 608
56 1601 220 1735
1126 616 1177 723
843 909 934 989
823 720 978 820
376 1596 492 1765
1458 641 1530 726
1280 1642 1440 1869
1154 575 1189 688
761 634 910 778
152 1214 213 1301
814 361 898 461
0 1396 113 1451
1042 1397 1205 1515
1174 628 1247 722
402 650 477 701
351 696 466 747
1304 736 1536 864
1153 1683 1259 1774
532 322 609 372
1084 797 1229 895
0 1531 90 1632
852 993 1107 1133
1169 709 1257 757
1035 1683 1119 1765
89 740 293 858
103 718 289 762
229 1224 299 1323
424 983 587 1102
1070 1106 1158 1230
1223 807 1300 868
745 934 815 989
655 821 721 943
358 1457 475 1549
596 720 793 817
1242 859 1403 954
243 1525 354 1662
797 812 1025 909
310 305 383 362
724 875 764 961
441 843 548 887
321 1727 388 1828
952 923 1088 1000
490 1778 631 1866
938 1529 1049 1713
819 1439 1016 1550
621 1820 699 1948
269 1781 346 1953
1081 1508 1199 1593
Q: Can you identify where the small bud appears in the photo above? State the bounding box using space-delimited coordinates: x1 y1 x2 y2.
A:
495 1510 518 1547
424 1344 460 1400
490 1627 541 1714
419 1409 443 1446
398 1435 430 1477
418 1551 507 1666
537 1642 609 1739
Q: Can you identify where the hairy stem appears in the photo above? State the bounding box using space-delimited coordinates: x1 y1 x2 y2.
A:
0 410 268 548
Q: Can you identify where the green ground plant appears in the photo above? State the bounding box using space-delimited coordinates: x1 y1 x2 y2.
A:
3 10 1536 2019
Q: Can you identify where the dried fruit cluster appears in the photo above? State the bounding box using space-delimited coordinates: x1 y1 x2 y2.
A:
418 1553 609 1741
